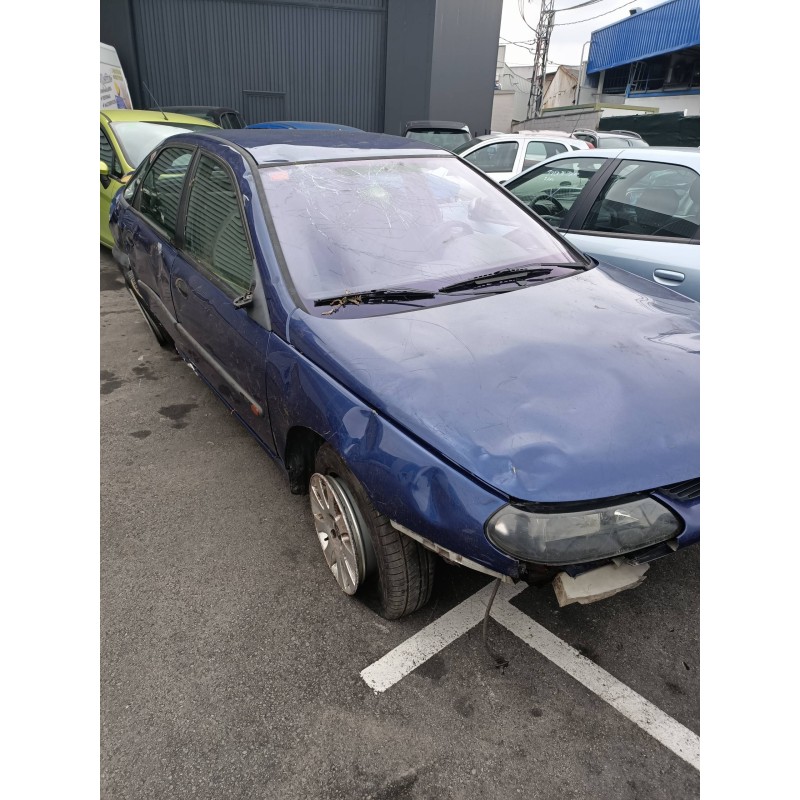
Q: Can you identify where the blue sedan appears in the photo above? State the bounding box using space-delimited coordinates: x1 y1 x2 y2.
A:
109 130 699 618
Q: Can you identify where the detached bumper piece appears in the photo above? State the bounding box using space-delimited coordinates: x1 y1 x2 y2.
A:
553 562 649 607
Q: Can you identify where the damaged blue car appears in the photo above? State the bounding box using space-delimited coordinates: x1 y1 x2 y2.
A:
110 129 699 618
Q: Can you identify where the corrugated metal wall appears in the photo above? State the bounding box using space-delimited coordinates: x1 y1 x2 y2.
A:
586 0 700 74
132 0 387 130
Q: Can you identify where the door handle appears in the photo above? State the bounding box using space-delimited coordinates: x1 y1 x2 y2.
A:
653 269 685 284
174 277 189 297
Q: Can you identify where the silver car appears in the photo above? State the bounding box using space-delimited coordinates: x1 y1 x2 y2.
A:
501 148 700 300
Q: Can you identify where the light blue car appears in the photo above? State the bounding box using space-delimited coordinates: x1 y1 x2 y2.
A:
501 148 700 300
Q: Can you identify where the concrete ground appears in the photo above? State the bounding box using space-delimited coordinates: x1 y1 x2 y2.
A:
100 247 699 800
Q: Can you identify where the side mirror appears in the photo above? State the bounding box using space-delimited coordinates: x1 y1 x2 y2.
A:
100 161 111 188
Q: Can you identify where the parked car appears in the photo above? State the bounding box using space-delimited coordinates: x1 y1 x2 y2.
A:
502 147 700 300
100 109 220 247
247 120 363 131
453 133 592 182
572 128 649 148
109 130 699 618
403 120 472 152
157 106 246 129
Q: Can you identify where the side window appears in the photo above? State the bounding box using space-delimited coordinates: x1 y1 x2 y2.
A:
582 161 700 239
464 141 519 173
507 157 608 226
123 162 147 203
522 141 568 171
100 128 120 177
523 141 548 171
138 147 193 239
184 155 253 295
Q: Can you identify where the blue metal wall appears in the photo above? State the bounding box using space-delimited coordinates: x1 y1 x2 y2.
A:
131 0 387 130
586 0 699 74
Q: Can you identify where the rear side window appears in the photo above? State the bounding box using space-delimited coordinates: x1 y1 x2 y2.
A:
463 141 519 173
137 146 193 238
184 155 253 294
582 160 700 239
507 157 608 226
523 140 568 171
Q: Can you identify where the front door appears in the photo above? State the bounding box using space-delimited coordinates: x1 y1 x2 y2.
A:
170 152 276 453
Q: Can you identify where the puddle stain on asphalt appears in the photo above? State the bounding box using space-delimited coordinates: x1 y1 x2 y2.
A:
415 654 447 681
100 271 125 292
132 364 159 381
100 370 125 395
129 430 152 439
158 403 198 429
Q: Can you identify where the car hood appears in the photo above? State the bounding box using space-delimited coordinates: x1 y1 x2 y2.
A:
288 265 699 502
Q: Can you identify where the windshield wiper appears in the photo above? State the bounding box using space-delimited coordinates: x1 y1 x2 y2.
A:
439 263 586 294
314 288 437 315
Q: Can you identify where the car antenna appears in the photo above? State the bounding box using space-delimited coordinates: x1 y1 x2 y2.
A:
142 81 168 120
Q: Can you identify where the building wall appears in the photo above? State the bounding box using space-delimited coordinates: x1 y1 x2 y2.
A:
383 0 436 134
427 0 503 136
624 94 699 115
542 68 578 110
103 0 502 136
384 0 502 136
490 90 515 133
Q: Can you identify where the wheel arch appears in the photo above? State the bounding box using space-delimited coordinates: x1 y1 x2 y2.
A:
284 425 325 494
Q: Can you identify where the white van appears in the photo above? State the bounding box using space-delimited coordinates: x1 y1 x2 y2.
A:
100 42 133 109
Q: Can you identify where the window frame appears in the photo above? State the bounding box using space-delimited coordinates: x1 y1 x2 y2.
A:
569 159 700 243
179 150 257 300
133 145 197 244
503 155 617 231
100 126 123 180
463 140 521 174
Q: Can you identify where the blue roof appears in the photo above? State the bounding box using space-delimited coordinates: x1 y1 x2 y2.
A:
246 121 363 131
586 0 699 74
164 129 446 165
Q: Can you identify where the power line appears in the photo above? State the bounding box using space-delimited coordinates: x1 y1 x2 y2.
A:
553 0 636 26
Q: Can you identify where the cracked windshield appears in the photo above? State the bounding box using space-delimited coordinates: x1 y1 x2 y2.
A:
260 157 577 309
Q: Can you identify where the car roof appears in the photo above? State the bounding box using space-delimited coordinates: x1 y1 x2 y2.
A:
404 120 469 130
100 109 220 127
161 129 449 164
505 146 700 184
246 121 362 131
159 105 239 114
461 132 582 148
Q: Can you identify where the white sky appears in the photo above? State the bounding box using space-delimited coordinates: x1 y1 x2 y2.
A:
500 0 665 69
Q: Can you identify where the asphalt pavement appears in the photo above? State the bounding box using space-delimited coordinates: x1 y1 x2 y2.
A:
100 246 699 800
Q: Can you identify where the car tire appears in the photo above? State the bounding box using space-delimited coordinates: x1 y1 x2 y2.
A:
311 444 435 619
126 285 174 348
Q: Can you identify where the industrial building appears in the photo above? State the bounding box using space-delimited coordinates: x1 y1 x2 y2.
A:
100 0 503 136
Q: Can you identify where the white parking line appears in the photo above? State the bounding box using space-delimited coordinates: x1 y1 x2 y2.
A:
491 583 700 770
361 580 700 770
360 581 526 693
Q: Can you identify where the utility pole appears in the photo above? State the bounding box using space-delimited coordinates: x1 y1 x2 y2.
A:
527 0 556 119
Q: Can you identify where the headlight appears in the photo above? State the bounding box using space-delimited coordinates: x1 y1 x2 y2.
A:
486 496 680 565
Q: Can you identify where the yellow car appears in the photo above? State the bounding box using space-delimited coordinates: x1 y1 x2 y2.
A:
100 109 219 246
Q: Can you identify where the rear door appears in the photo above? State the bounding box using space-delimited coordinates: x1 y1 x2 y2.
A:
126 145 195 327
170 151 276 451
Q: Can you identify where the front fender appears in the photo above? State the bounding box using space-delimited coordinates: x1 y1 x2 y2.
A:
266 336 520 577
